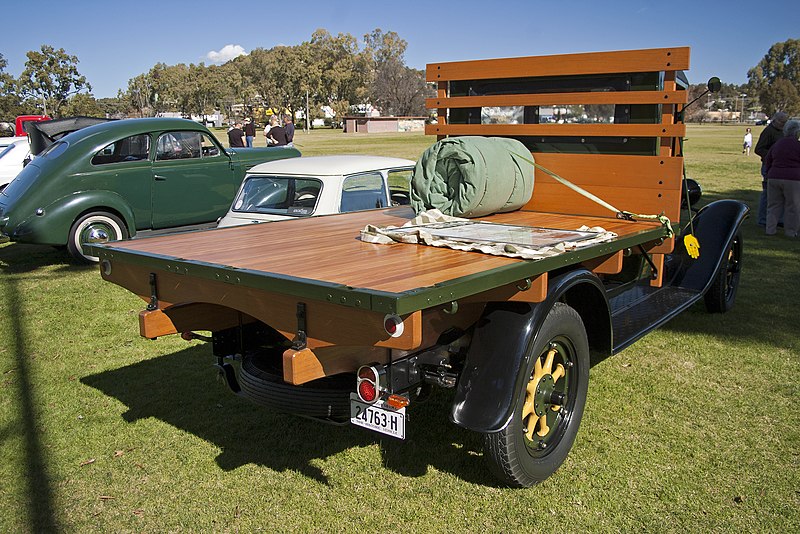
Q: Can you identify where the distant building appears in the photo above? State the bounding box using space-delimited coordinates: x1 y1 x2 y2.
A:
343 116 426 134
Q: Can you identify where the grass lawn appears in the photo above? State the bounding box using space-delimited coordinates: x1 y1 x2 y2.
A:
1 125 798 532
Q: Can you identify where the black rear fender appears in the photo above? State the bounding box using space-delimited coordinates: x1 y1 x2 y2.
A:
450 269 610 433
667 199 749 293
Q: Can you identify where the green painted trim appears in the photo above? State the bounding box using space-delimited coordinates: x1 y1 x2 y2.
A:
90 223 668 315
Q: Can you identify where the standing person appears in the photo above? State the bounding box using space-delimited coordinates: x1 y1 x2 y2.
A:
243 118 256 148
283 114 295 146
264 115 278 145
227 121 245 148
764 119 800 238
754 112 788 226
743 127 752 155
267 122 289 146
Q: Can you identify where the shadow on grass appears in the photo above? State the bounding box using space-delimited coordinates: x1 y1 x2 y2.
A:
0 241 88 275
2 274 60 532
81 346 495 487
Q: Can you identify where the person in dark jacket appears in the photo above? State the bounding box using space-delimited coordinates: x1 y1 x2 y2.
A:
283 114 295 145
764 119 800 237
227 122 245 148
267 124 289 146
754 111 788 225
243 118 256 147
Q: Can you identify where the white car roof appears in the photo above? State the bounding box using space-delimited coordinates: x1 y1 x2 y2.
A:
0 136 28 149
247 155 415 176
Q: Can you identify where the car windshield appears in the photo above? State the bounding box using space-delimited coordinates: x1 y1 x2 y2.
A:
232 175 322 216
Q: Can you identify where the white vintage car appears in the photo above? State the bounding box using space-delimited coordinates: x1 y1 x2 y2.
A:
217 155 415 228
0 136 30 191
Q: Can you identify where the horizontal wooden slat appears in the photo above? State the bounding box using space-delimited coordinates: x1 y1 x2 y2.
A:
427 47 690 82
532 153 683 189
525 182 680 221
426 123 686 138
525 153 682 221
427 90 687 109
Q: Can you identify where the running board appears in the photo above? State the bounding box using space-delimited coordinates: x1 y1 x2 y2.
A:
610 285 702 353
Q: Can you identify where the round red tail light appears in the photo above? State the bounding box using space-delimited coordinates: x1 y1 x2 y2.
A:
383 314 404 337
357 365 381 403
358 380 377 402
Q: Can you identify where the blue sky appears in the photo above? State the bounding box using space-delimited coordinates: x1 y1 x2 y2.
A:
2 0 798 98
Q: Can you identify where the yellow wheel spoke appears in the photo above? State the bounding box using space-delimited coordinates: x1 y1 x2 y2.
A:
543 348 556 374
552 363 565 382
536 414 549 436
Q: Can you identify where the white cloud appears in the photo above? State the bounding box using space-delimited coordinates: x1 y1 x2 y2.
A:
206 44 247 64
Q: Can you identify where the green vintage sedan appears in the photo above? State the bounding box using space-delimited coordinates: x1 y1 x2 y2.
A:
0 118 300 262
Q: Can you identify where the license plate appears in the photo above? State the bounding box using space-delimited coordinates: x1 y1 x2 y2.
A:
350 394 406 439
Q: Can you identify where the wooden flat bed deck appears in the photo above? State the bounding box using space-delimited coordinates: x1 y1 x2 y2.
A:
93 207 668 316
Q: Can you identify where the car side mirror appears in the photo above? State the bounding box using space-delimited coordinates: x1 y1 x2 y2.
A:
707 77 722 94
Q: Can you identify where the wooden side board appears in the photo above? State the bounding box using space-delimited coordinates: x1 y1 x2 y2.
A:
426 47 690 81
424 46 688 257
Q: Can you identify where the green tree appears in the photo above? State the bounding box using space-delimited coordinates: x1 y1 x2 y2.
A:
0 53 21 121
60 93 103 117
747 39 800 115
18 45 91 117
96 96 127 118
185 63 229 118
124 73 155 117
759 78 800 116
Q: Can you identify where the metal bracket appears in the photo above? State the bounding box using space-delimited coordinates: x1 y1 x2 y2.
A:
146 273 158 311
443 301 459 315
637 245 659 280
291 302 308 350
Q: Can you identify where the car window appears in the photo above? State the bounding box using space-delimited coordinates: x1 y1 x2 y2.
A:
155 131 204 161
387 168 413 205
91 134 150 165
232 176 322 216
200 134 222 158
340 172 387 212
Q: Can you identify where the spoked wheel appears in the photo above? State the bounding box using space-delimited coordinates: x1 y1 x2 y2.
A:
704 231 742 313
484 302 589 487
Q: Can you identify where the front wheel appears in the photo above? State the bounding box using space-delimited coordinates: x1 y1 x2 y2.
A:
67 211 128 264
483 302 590 487
704 232 742 313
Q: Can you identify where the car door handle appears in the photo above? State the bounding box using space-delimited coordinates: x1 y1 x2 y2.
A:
154 175 167 181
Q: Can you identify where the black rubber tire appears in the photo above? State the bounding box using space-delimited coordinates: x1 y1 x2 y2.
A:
67 211 128 264
483 302 590 487
704 231 742 313
239 354 354 421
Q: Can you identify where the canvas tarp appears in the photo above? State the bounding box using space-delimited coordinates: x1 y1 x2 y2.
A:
361 209 618 261
410 136 534 218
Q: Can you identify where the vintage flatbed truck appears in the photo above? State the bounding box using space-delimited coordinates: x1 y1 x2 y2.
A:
88 47 748 487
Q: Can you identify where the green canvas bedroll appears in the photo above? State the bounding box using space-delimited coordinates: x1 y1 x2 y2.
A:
410 136 535 218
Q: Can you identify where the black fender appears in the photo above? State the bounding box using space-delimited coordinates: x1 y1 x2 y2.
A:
666 199 749 293
450 269 609 433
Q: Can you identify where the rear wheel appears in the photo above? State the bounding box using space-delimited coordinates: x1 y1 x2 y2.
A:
67 211 128 264
704 232 742 313
484 302 589 487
